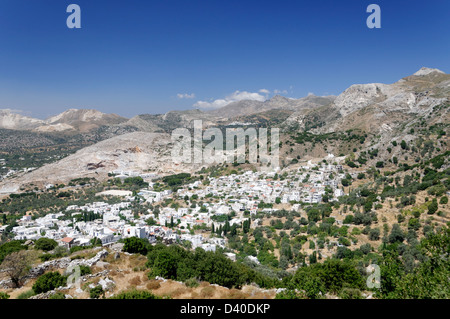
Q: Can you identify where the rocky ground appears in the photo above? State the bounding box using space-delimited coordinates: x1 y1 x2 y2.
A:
0 245 278 299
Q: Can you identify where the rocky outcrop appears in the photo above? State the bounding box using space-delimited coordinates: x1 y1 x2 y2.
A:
0 110 44 130
29 270 112 299
27 249 109 279
413 67 445 76
333 68 449 118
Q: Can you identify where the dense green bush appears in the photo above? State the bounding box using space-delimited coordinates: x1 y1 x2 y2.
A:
388 224 405 244
184 277 200 288
146 244 276 289
17 289 36 299
49 292 66 299
378 227 449 298
39 253 53 262
427 198 438 215
123 237 150 255
109 289 162 299
79 265 92 276
289 259 364 297
32 272 67 294
338 287 363 299
34 238 58 252
89 286 104 299
0 292 10 299
275 289 306 299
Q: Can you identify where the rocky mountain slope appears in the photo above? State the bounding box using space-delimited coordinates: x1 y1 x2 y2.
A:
0 132 204 193
0 109 128 133
282 67 449 133
0 67 448 194
0 110 45 130
37 109 128 133
122 109 222 133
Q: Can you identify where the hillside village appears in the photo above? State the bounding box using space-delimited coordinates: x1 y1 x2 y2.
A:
4 154 348 261
0 67 448 300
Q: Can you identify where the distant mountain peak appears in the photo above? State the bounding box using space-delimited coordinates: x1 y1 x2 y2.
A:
269 94 289 101
413 67 445 76
46 108 124 124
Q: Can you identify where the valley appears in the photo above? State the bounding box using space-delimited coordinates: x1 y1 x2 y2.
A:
0 67 449 300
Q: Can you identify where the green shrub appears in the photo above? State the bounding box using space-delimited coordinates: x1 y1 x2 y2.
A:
427 198 438 215
34 238 58 252
32 272 67 294
338 287 363 299
359 243 372 254
291 259 364 296
17 289 36 299
70 246 88 254
376 161 384 168
49 292 66 299
184 277 200 288
146 244 273 289
368 228 380 241
338 237 351 246
275 289 306 299
39 253 53 262
123 237 150 255
90 286 104 299
79 265 92 276
108 289 161 299
0 292 10 299
343 215 354 224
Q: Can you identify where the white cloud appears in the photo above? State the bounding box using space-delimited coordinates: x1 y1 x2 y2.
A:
193 90 267 109
259 89 270 94
274 89 288 94
177 93 196 99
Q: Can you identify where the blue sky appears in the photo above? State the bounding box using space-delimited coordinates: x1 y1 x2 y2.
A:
0 0 449 119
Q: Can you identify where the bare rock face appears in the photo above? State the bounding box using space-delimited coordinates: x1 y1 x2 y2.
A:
332 67 449 117
413 67 445 76
333 83 391 117
0 108 128 133
0 131 204 193
36 109 128 133
26 249 109 280
0 110 45 130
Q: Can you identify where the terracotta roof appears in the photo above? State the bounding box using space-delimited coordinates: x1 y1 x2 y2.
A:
61 237 74 243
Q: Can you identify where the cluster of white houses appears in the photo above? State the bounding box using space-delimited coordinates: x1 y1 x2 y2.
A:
7 156 347 254
9 200 227 252
177 160 345 207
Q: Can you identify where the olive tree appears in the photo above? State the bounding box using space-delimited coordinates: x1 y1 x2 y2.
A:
0 250 37 288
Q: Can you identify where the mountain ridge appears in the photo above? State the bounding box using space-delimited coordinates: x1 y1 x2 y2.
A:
1 66 446 133
0 66 448 194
